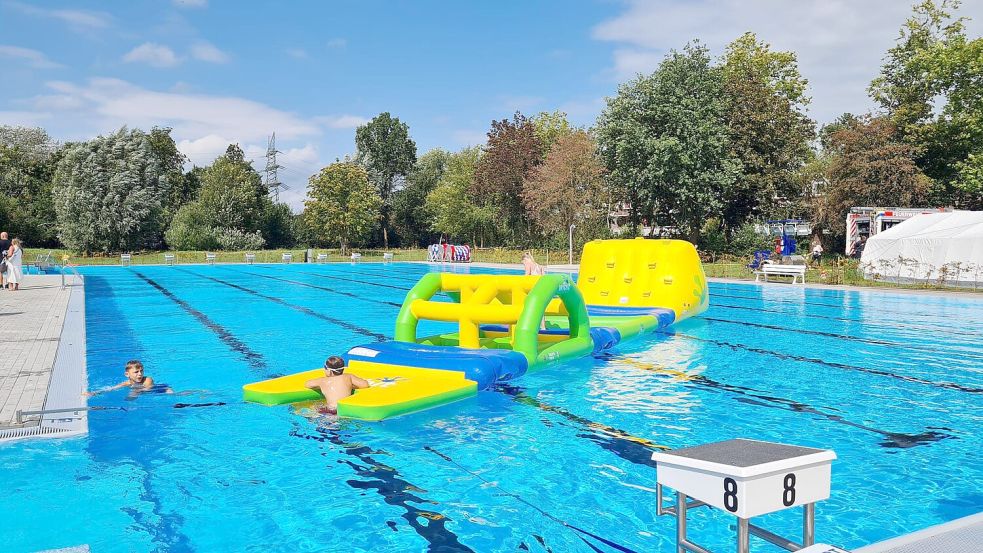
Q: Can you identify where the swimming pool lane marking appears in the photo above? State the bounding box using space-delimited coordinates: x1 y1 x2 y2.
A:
659 329 983 394
424 445 640 553
200 268 679 462
709 301 983 340
711 292 983 330
315 270 982 393
132 271 276 378
230 268 403 307
715 283 976 317
290 423 476 553
175 268 389 342
610 356 954 449
699 317 983 362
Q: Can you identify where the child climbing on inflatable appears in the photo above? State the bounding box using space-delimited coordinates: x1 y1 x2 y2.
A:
304 356 370 414
522 252 545 276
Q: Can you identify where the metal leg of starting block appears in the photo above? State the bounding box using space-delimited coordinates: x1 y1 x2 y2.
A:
738 518 749 553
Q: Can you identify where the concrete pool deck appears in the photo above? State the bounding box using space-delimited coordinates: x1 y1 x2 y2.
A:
0 274 87 442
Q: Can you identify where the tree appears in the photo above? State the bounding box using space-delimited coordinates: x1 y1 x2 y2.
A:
354 112 417 248
148 127 190 212
815 115 932 241
53 127 176 253
392 148 449 247
596 43 740 240
426 147 495 244
870 0 983 206
522 131 608 240
721 33 815 230
164 145 293 250
0 126 60 246
530 110 575 159
472 112 542 243
303 162 381 252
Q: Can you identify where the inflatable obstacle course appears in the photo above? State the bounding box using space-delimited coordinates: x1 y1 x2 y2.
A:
243 238 709 420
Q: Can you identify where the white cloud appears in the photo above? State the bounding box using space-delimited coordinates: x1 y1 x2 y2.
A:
123 43 181 67
286 48 309 59
326 38 347 49
592 0 983 124
0 45 62 69
5 1 110 30
314 114 370 129
173 0 208 8
452 129 487 147
35 78 321 141
190 41 229 63
0 110 51 127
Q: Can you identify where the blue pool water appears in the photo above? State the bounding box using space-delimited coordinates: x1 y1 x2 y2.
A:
2 263 981 552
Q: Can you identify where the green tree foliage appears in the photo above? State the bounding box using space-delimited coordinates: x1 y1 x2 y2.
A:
522 131 608 241
303 162 382 251
473 113 543 243
721 33 815 229
530 110 575 159
0 126 60 246
870 0 983 206
392 148 449 246
596 43 740 240
148 127 190 212
354 112 417 248
53 127 176 253
426 147 495 244
164 144 292 250
815 116 932 240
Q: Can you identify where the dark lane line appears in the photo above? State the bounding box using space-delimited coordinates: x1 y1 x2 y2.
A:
133 271 276 378
700 317 983 361
604 353 954 449
425 445 639 553
136 270 472 550
710 290 983 330
710 302 983 340
176 268 388 342
292 423 475 553
659 330 983 394
230 268 403 308
256 264 413 292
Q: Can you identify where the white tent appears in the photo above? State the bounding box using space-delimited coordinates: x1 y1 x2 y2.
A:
860 211 983 286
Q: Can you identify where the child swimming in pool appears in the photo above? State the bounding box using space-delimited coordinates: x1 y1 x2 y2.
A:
84 359 173 397
304 356 370 414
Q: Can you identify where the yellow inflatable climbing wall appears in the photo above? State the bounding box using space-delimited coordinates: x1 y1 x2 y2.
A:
577 238 709 322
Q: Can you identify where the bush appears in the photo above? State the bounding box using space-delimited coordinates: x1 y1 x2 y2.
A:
165 203 218 250
727 222 772 256
215 228 265 250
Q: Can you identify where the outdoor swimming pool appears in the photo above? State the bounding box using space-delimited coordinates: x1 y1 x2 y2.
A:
2 262 981 552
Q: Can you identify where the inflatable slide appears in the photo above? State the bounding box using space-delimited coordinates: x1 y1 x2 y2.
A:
243 239 708 420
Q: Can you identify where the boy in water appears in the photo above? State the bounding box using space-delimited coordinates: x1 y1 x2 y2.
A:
85 359 170 397
304 356 369 414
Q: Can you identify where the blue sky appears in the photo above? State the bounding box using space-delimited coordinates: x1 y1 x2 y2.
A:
2 0 981 210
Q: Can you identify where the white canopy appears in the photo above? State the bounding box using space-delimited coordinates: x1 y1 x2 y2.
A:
860 211 983 286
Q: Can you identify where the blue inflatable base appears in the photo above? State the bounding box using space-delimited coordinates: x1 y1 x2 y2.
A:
344 341 528 391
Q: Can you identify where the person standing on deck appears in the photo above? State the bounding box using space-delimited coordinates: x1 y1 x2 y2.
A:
0 232 10 290
5 238 23 291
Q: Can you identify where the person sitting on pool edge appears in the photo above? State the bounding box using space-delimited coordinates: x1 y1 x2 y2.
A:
304 356 370 414
85 359 171 397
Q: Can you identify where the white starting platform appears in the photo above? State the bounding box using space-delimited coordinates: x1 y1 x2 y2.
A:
653 438 841 553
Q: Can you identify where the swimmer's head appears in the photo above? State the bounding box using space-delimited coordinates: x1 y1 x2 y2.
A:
324 356 345 375
124 359 144 381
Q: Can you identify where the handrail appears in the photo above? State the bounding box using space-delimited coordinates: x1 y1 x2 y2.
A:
54 262 83 289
